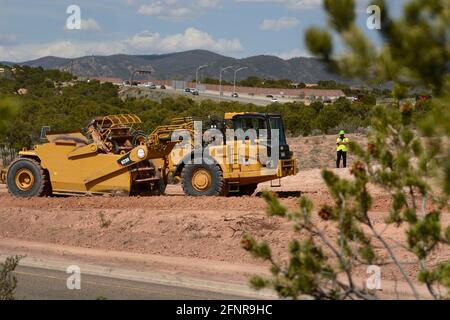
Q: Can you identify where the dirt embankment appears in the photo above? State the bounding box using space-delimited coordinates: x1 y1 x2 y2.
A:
0 134 448 297
288 133 368 170
2 168 447 286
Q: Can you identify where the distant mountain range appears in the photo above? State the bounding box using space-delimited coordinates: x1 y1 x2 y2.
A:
1 49 355 84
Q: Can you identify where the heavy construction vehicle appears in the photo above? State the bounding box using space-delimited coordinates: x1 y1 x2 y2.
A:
4 112 297 197
5 115 177 197
86 114 148 154
151 112 297 197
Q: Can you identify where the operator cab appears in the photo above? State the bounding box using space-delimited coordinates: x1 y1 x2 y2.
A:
226 113 293 160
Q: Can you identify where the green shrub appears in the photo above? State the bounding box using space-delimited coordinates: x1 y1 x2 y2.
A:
0 256 21 300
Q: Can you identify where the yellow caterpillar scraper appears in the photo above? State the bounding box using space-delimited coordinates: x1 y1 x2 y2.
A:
6 115 177 197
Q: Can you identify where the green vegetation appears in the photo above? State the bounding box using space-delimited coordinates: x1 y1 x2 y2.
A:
202 76 366 91
0 97 19 135
244 105 450 300
202 76 394 99
0 256 22 300
244 0 450 300
202 76 300 88
0 63 433 149
0 64 386 148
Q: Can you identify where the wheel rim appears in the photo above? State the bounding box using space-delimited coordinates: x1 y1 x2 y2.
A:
15 168 35 191
192 169 212 192
135 135 147 146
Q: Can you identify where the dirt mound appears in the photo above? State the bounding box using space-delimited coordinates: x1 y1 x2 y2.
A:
288 134 368 170
2 168 445 285
0 148 448 291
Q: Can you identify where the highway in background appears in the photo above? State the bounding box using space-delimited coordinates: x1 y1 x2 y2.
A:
125 85 299 106
199 92 272 106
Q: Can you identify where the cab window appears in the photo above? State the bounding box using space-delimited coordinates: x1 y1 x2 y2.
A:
269 117 287 145
232 117 268 141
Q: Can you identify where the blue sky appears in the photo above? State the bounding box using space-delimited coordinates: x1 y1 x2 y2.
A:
0 0 405 61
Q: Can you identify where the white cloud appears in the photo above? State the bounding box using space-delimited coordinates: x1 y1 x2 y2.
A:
260 17 299 31
81 19 101 31
274 48 311 59
137 0 220 20
138 2 164 16
126 27 242 53
237 0 371 11
235 0 321 10
0 41 124 61
0 27 242 61
167 7 193 18
64 18 101 32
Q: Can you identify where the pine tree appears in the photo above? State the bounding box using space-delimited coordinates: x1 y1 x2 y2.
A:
0 256 21 300
244 0 450 300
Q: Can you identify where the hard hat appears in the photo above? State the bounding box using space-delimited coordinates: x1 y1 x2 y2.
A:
339 130 346 135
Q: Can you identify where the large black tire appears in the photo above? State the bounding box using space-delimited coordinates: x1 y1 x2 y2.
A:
232 184 258 197
7 158 50 197
154 178 167 196
181 164 225 196
148 168 167 196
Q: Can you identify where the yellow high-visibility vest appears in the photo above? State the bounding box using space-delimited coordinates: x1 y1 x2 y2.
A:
337 137 349 152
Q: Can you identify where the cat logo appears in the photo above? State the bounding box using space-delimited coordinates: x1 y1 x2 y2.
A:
118 154 134 167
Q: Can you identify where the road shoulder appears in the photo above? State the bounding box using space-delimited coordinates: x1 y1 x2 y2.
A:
0 238 276 299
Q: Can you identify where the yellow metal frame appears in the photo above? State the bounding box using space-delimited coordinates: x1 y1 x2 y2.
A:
149 118 195 148
94 114 144 148
97 114 142 128
13 139 179 196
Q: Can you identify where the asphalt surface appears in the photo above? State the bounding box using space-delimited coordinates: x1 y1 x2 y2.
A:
13 265 249 300
161 87 276 106
199 92 272 106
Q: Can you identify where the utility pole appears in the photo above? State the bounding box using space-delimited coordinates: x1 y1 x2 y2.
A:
219 66 234 102
233 67 248 95
195 64 208 90
70 60 74 76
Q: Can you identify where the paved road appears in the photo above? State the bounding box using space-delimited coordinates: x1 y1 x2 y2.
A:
13 266 250 300
199 92 272 106
125 86 296 106
161 88 275 106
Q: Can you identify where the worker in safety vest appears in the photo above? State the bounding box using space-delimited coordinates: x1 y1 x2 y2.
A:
336 130 349 168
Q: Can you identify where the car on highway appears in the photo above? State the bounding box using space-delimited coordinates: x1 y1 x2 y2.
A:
192 89 199 96
144 83 157 89
271 97 279 103
232 93 239 98
184 88 192 93
266 94 274 99
160 85 166 90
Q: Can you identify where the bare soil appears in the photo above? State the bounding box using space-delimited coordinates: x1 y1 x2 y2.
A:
288 133 368 170
0 135 448 299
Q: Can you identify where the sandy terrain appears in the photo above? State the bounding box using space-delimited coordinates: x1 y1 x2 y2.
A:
0 135 448 299
288 133 368 170
1 168 448 296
